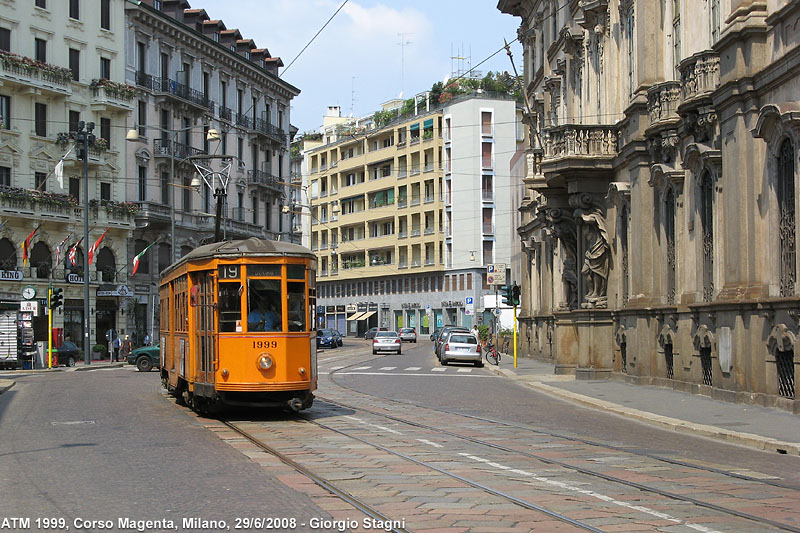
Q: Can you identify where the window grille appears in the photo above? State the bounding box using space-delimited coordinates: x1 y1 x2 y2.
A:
776 349 795 399
620 205 630 305
665 343 674 380
700 346 713 386
778 139 796 296
620 342 627 373
700 172 714 302
665 189 676 304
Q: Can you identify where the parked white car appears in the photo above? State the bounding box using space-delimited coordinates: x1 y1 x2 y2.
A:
439 332 482 367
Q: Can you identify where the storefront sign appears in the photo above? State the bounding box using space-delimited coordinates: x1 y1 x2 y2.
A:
20 300 38 315
335 305 345 313
368 302 378 311
97 284 133 297
345 304 357 313
401 303 420 309
67 274 84 284
441 300 464 308
134 284 151 293
357 302 368 312
0 270 23 281
325 305 336 313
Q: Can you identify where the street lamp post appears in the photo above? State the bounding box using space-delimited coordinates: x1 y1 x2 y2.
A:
75 121 94 366
126 125 219 263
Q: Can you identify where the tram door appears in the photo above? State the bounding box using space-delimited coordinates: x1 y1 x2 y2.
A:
192 271 216 386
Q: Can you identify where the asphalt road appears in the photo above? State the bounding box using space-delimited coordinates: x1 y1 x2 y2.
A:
0 366 332 530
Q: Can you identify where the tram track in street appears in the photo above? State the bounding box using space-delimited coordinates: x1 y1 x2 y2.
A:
221 417 601 532
314 356 800 532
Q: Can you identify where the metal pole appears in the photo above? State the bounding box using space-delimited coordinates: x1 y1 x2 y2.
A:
494 285 498 349
82 122 93 366
47 284 52 368
170 130 176 263
513 304 518 368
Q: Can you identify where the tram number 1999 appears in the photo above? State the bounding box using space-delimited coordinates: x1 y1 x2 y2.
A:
253 340 278 349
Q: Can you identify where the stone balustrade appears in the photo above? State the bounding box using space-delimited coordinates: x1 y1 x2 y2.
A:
679 50 720 104
647 81 682 124
543 124 619 160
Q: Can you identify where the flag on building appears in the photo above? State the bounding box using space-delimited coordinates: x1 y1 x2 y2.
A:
68 237 84 267
55 146 73 189
21 223 42 267
54 233 73 265
131 242 157 276
87 228 108 265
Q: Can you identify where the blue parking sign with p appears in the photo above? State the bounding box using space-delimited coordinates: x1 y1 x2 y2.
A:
465 297 473 305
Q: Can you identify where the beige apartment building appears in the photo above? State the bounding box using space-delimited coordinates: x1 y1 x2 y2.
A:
499 0 800 412
308 107 446 336
308 92 520 336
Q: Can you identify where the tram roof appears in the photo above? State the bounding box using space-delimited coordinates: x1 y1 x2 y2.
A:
162 238 315 276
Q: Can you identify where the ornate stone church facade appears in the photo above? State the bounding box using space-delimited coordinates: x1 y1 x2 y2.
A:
498 0 800 412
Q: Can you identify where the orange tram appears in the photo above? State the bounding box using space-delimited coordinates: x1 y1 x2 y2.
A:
158 238 317 413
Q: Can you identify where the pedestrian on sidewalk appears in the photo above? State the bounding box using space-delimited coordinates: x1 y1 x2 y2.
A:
112 335 121 362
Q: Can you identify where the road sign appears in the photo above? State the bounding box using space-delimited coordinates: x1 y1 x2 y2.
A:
488 263 506 285
465 297 473 305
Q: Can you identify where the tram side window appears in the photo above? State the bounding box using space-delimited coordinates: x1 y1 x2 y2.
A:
219 282 242 332
248 279 282 332
287 282 306 332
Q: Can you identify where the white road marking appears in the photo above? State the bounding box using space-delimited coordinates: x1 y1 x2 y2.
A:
329 365 345 370
319 371 491 377
417 439 443 448
404 367 421 371
353 366 371 370
431 368 446 372
50 420 95 426
343 415 402 435
459 453 722 533
456 368 473 373
378 366 396 371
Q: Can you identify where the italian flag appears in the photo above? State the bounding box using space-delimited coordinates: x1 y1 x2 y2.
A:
132 242 156 276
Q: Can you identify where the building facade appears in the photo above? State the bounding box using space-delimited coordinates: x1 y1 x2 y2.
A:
498 0 800 411
309 93 519 336
0 0 134 358
124 0 299 342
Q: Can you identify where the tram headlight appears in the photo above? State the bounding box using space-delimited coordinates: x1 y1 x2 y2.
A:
257 353 274 370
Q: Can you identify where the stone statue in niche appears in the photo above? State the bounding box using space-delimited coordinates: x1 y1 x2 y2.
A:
580 211 610 308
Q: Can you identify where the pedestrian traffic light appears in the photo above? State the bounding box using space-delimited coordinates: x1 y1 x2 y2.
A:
512 284 521 306
50 287 63 310
501 284 513 306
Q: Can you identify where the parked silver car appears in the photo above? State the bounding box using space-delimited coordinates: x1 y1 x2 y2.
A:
399 328 417 343
439 332 482 367
372 331 402 355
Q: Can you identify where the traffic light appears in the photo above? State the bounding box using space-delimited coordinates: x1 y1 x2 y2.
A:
501 284 513 306
50 287 63 310
512 284 521 306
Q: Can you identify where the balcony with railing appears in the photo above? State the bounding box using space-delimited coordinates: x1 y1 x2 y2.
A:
135 72 214 112
542 124 619 169
90 80 136 111
678 50 720 109
235 112 252 129
219 106 233 122
134 201 172 225
646 81 681 126
0 50 72 95
251 118 286 144
248 170 281 192
153 138 207 160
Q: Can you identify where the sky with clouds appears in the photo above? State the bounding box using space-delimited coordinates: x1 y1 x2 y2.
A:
194 0 522 133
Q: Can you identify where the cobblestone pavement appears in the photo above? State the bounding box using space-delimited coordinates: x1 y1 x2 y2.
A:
194 345 800 532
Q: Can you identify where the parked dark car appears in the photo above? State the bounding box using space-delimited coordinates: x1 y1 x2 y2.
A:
429 327 442 341
55 341 81 367
317 328 343 348
127 344 160 372
364 327 388 340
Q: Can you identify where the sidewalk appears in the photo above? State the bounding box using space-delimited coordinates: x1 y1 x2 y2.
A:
486 353 800 456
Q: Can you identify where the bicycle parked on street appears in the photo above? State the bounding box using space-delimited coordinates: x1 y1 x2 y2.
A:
484 340 500 366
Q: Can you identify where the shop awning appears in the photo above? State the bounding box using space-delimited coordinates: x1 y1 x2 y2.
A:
347 312 364 321
359 311 376 320
423 118 434 129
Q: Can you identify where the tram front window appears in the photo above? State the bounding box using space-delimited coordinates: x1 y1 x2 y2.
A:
248 279 282 332
287 282 306 332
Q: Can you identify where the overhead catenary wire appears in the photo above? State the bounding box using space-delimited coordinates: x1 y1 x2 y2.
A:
280 0 349 78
